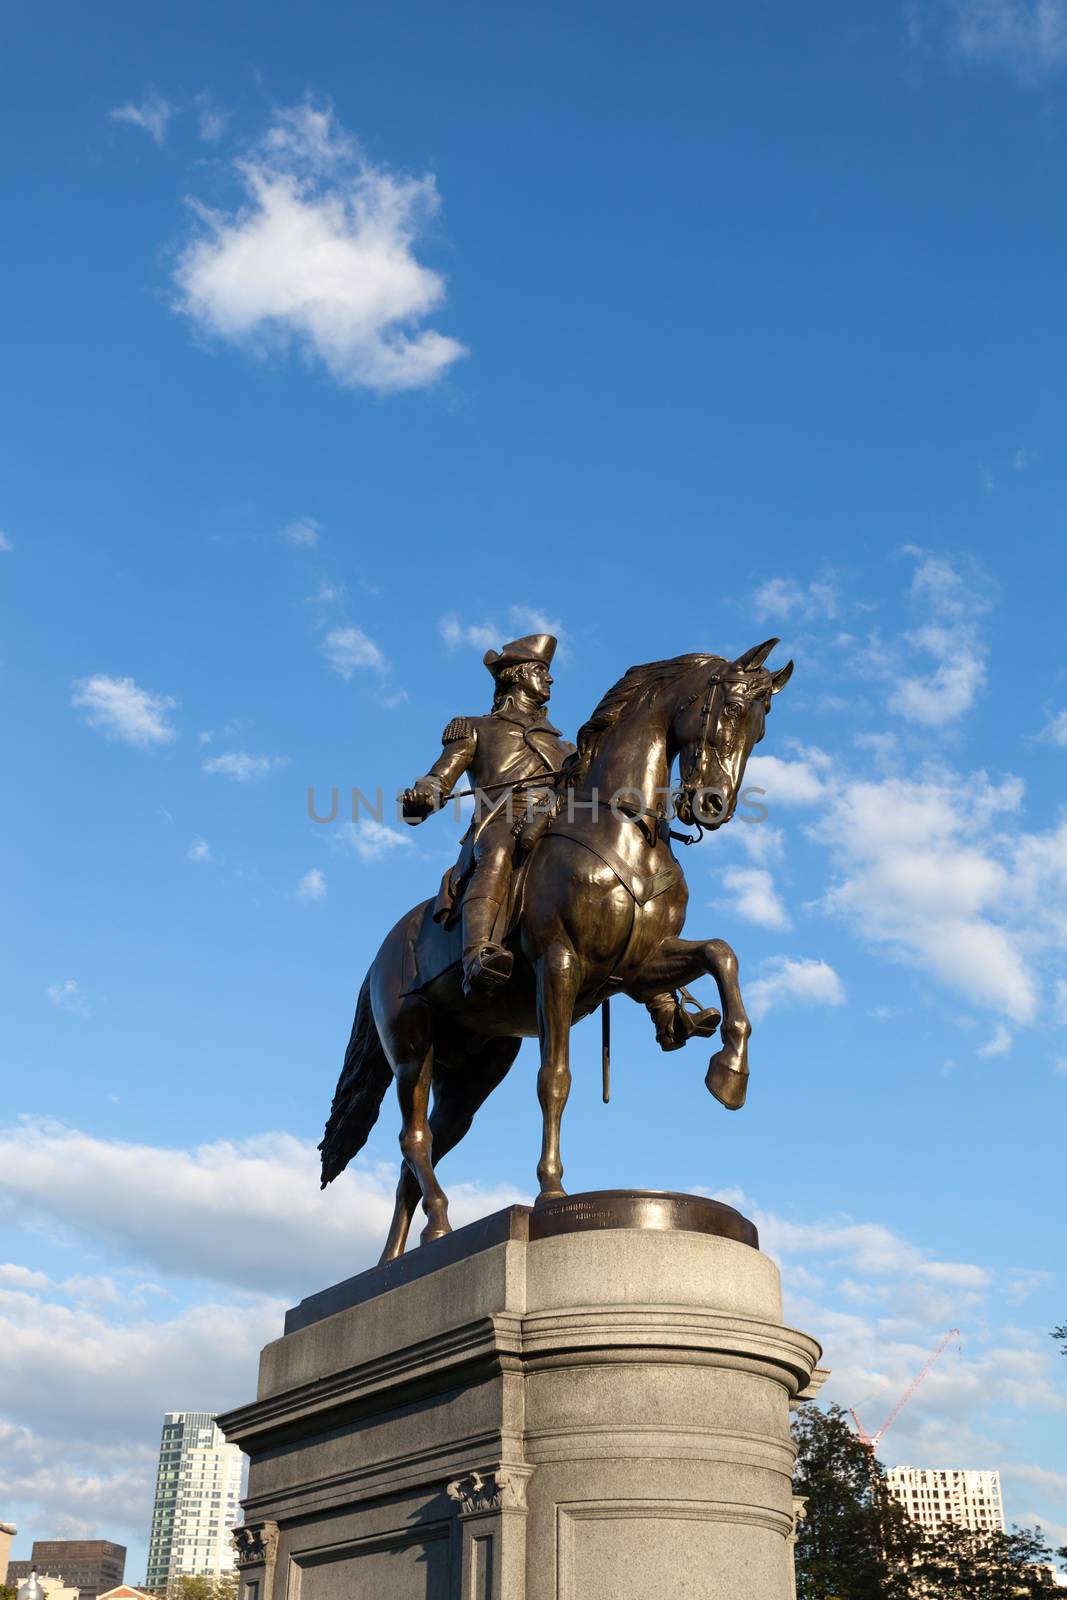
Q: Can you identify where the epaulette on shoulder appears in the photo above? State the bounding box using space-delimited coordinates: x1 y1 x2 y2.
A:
442 716 475 744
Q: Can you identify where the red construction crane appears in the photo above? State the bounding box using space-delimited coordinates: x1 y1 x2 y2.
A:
850 1328 960 1453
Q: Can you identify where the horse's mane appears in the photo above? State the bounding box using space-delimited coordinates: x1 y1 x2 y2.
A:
565 653 725 786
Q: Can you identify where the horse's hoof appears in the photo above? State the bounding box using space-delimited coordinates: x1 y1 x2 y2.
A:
533 1187 568 1207
420 1220 452 1246
706 1055 748 1110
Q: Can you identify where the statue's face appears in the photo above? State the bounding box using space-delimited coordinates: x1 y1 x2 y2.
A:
515 660 552 704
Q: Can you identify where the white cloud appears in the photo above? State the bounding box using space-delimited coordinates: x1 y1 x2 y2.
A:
108 92 175 145
887 550 990 726
439 606 567 659
45 981 90 1019
812 766 1045 1024
0 1120 526 1298
72 674 178 748
322 625 386 677
440 614 500 651
202 751 287 782
194 93 228 144
296 867 326 900
186 836 212 863
0 531 12 552
174 102 466 394
282 515 322 548
753 575 838 622
310 580 345 606
977 1022 1013 1057
718 866 791 929
1039 708 1067 747
736 823 785 864
951 0 1067 76
507 605 568 655
332 818 411 862
747 956 845 1020
1013 446 1036 470
745 752 826 807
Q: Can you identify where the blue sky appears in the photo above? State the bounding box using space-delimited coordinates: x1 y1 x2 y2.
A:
3 0 1067 1580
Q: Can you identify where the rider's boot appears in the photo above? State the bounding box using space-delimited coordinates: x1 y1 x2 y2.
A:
647 989 721 1052
461 896 513 996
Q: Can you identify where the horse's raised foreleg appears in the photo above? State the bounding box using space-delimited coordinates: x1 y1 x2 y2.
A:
380 1039 521 1262
534 940 580 1201
625 936 751 1110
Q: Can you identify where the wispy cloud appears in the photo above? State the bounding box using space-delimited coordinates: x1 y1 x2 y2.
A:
296 867 326 901
174 101 466 394
194 93 228 144
977 1022 1013 1057
322 625 387 678
717 866 792 929
886 549 991 727
1038 708 1067 747
439 605 568 658
747 956 845 1020
202 752 287 782
753 574 838 623
45 980 90 1019
331 818 411 862
0 531 12 553
281 516 322 548
108 92 175 145
71 675 178 748
186 837 212 863
440 614 500 652
950 0 1067 77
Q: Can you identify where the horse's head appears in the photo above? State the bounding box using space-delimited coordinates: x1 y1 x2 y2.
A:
673 638 793 828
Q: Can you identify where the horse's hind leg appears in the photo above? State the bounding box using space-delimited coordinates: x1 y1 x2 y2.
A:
380 1037 521 1263
534 940 580 1201
378 998 451 1253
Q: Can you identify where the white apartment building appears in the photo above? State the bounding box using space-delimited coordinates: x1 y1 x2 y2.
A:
145 1413 244 1589
885 1466 1005 1535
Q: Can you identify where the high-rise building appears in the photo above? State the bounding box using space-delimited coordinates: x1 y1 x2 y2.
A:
0 1523 16 1586
7 1542 125 1600
145 1414 243 1590
885 1466 1005 1535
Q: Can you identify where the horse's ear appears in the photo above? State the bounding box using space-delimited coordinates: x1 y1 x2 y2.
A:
736 637 779 670
770 660 794 694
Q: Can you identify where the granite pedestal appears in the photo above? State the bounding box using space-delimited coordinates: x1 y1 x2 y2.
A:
220 1193 824 1600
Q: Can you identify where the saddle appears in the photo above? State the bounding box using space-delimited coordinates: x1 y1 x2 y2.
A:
401 807 683 997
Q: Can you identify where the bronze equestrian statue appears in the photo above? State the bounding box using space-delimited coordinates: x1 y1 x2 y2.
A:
320 638 793 1263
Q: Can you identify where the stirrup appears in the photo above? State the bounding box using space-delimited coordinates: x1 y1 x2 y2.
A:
462 943 514 996
676 987 721 1042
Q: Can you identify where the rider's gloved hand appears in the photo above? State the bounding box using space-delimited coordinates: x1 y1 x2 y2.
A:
400 780 440 823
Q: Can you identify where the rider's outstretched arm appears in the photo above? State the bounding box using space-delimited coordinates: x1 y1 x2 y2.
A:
401 721 477 822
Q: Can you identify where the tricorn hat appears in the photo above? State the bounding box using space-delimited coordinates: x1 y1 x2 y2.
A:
483 633 557 676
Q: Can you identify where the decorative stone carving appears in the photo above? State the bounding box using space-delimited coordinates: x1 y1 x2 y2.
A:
232 1522 279 1569
446 1468 529 1516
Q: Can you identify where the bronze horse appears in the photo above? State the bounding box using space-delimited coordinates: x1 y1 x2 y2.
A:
320 641 792 1262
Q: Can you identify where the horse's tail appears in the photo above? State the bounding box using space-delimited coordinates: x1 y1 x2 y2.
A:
319 974 393 1187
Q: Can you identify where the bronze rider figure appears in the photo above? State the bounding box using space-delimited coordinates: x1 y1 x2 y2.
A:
400 633 716 1052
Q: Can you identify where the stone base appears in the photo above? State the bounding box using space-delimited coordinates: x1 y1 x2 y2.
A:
220 1193 823 1600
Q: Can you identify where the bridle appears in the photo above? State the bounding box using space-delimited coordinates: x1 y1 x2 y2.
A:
672 666 769 844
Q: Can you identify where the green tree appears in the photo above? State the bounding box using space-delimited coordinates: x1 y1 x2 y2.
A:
792 1402 921 1600
912 1521 1064 1597
1 1584 18 1600
1053 1321 1066 1356
165 1576 239 1600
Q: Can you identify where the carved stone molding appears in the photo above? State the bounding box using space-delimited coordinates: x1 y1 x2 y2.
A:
233 1521 279 1570
446 1468 530 1516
